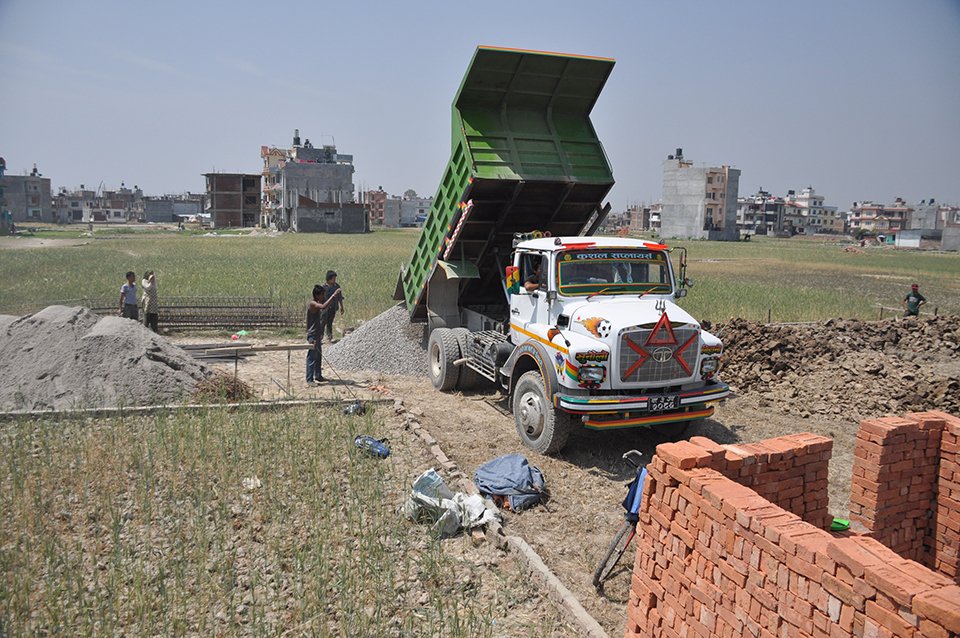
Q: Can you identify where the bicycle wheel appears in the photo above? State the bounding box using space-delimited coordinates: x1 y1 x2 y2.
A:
592 520 637 592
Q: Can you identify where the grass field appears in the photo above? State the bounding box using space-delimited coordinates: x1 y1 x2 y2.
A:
0 407 564 636
0 228 957 325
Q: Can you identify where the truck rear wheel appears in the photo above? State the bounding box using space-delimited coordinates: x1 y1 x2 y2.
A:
513 370 574 454
451 328 483 391
427 328 461 391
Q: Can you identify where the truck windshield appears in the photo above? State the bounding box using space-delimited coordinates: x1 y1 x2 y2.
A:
556 249 672 297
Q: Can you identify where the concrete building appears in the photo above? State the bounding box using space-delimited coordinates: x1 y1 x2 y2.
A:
260 130 357 232
296 202 368 233
204 173 261 228
660 149 740 241
782 186 841 234
0 164 53 223
384 194 433 228
736 189 785 235
908 199 942 230
848 198 911 235
142 194 203 223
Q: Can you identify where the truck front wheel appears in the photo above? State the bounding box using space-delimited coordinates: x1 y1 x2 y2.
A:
427 328 461 391
513 370 574 454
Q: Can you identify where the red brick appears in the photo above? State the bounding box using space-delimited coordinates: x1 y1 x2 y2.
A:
864 562 943 607
865 600 917 636
912 585 960 633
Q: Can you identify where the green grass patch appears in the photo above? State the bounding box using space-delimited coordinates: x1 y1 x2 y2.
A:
0 230 956 325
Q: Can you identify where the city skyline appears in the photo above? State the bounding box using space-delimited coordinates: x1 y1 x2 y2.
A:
1 0 958 212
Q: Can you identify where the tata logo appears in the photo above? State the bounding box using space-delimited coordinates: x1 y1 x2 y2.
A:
652 347 673 363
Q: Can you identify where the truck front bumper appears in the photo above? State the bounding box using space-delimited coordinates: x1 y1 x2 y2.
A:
554 381 729 430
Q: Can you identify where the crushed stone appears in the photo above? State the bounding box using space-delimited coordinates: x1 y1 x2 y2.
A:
326 304 428 376
0 306 209 411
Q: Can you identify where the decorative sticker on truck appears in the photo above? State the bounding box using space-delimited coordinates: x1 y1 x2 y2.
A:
575 350 609 364
564 360 579 382
577 316 613 339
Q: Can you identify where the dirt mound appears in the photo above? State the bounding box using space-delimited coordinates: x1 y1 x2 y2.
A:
0 306 209 411
716 315 960 420
326 304 428 376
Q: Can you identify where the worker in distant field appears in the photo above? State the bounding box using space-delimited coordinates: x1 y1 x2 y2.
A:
119 271 138 320
141 270 159 332
321 270 345 343
902 283 927 317
306 283 341 384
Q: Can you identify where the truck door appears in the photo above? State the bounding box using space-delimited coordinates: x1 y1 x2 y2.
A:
509 252 548 339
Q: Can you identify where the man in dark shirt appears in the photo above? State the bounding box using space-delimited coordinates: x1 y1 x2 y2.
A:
306 283 341 384
321 270 345 342
902 283 926 317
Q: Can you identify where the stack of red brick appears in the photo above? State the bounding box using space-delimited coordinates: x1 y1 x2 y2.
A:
850 411 960 580
625 411 960 638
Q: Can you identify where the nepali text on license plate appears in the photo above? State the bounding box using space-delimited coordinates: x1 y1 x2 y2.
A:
649 395 678 411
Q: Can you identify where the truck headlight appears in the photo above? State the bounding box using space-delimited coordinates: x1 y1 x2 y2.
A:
578 365 605 383
700 358 719 376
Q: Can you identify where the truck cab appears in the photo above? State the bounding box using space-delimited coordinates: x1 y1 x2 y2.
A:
488 235 727 452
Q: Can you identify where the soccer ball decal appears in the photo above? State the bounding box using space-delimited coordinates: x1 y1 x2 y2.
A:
596 320 612 339
578 316 613 339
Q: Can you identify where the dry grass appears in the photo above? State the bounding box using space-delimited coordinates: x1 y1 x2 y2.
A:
0 407 568 637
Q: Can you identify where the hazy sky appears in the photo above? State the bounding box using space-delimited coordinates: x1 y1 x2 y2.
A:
1 1 958 211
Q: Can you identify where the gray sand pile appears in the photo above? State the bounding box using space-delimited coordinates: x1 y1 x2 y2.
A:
0 306 209 411
326 304 428 376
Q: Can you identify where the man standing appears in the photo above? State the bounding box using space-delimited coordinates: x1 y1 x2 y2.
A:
902 283 927 317
306 283 341 384
141 270 159 332
119 271 138 320
322 270 345 343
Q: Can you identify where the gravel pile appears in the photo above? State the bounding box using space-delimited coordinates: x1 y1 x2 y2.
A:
716 315 960 420
0 306 209 411
326 303 428 376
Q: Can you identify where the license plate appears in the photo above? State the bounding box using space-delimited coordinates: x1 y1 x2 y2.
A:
648 395 678 412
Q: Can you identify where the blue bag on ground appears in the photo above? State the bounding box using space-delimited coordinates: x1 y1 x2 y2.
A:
473 453 546 511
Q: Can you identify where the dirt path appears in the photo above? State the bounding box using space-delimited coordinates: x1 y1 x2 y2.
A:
0 236 91 250
184 336 859 637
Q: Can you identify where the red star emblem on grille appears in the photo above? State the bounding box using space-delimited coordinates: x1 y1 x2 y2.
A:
646 313 678 346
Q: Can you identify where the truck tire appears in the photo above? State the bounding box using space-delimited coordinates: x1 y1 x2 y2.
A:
451 328 483 391
513 370 575 454
427 328 461 391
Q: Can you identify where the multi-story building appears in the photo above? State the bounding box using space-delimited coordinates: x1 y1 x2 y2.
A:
204 173 262 228
848 198 911 235
660 149 740 241
365 187 387 226
782 186 841 234
736 189 785 235
0 164 52 222
260 130 357 231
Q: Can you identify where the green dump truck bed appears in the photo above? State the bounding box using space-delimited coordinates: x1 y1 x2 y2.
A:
399 46 616 319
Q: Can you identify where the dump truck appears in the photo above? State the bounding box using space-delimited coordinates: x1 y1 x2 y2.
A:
397 46 729 453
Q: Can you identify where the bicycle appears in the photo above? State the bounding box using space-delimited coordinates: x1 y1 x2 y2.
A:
592 449 648 593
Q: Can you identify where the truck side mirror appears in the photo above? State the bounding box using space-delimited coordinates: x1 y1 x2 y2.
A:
674 289 687 299
546 290 557 302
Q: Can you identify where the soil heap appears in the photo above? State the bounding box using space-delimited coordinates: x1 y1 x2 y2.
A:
326 304 428 376
0 306 209 411
716 315 960 421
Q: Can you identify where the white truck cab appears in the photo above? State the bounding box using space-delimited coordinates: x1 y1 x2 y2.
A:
427 235 728 454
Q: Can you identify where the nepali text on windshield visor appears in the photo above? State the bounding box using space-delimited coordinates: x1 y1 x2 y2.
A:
557 250 671 297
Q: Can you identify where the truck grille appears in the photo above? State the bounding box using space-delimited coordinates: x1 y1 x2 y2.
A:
619 327 700 384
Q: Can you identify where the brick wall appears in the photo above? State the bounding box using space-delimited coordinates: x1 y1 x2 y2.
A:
850 410 960 579
625 417 960 638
